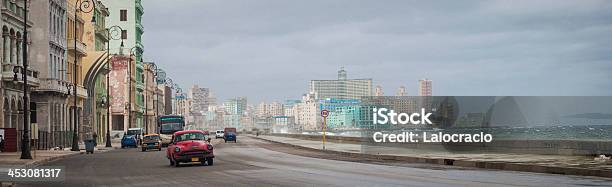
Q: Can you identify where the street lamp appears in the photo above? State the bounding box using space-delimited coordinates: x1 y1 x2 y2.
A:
105 25 123 147
19 0 31 159
128 46 139 130
71 0 96 152
143 62 157 134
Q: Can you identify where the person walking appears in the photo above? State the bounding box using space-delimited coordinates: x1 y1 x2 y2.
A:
92 132 98 146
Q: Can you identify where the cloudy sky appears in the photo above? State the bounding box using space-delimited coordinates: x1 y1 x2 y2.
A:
142 0 612 104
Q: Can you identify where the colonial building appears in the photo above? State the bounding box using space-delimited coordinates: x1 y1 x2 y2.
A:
30 0 70 148
1 0 38 147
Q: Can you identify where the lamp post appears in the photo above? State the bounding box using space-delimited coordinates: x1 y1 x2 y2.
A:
128 46 138 130
143 62 156 134
105 25 123 147
71 0 96 152
18 0 32 159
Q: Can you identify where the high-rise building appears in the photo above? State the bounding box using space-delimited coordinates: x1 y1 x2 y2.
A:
223 97 247 129
224 97 247 115
189 85 210 113
269 101 283 116
309 67 372 100
418 79 432 96
375 85 384 96
396 86 406 96
296 92 319 130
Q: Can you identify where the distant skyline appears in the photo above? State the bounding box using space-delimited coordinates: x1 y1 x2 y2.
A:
142 0 612 103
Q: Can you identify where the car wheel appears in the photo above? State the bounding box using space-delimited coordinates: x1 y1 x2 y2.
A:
207 157 214 166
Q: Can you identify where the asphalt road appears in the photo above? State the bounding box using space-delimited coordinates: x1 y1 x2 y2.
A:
18 136 612 187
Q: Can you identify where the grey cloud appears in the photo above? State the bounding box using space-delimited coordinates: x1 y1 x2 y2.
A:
142 0 612 103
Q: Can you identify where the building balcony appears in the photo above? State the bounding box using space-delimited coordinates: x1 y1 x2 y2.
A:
135 42 144 53
49 35 66 48
95 25 109 41
136 0 144 13
2 63 40 87
68 39 88 56
76 85 88 98
34 78 69 94
136 22 144 32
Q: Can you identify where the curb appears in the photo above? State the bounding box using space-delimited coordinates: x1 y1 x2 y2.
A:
25 146 119 167
251 136 612 178
25 152 82 167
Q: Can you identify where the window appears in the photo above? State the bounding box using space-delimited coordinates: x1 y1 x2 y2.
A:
120 9 127 21
121 30 127 39
112 115 124 130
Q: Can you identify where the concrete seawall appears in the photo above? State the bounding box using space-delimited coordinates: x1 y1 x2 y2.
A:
270 133 612 156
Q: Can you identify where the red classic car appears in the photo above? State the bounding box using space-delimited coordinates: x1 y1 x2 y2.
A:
166 130 214 167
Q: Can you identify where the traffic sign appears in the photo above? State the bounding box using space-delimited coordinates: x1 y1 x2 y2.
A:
321 109 329 117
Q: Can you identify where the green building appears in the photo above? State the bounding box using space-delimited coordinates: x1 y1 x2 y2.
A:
104 0 145 129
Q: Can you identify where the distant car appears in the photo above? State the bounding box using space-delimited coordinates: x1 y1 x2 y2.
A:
215 130 224 139
224 132 236 143
127 128 144 145
166 130 214 167
121 134 138 148
141 134 162 152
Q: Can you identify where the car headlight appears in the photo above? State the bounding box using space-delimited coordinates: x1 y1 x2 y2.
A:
174 147 181 153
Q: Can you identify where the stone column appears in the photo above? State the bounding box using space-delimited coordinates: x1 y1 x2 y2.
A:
16 39 21 66
10 35 15 65
2 34 8 64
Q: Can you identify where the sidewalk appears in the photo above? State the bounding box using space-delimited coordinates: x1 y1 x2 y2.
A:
0 142 121 167
253 135 612 178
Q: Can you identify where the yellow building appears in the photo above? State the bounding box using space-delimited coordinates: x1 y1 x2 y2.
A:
80 1 111 143
66 0 90 141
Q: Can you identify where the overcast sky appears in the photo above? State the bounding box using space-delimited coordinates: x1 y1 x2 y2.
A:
142 0 612 104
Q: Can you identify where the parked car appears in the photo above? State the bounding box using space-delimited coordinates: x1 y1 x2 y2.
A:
141 134 162 152
166 130 214 167
127 128 144 145
215 130 224 139
121 134 138 148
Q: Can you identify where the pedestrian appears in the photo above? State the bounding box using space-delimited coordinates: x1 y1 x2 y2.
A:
92 132 98 146
0 135 4 152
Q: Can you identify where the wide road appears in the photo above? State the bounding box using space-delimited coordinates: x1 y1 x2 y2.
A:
19 136 612 187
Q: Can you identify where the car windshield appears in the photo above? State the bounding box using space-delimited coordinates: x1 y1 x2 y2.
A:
127 129 141 136
161 123 183 134
144 136 160 141
175 133 208 142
